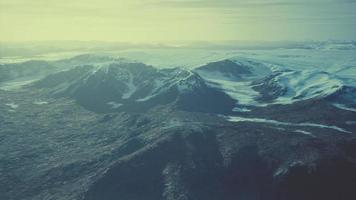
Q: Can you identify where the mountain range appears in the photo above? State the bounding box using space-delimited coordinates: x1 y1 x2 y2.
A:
0 54 355 200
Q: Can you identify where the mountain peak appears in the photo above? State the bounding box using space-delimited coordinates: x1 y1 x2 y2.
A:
195 59 252 80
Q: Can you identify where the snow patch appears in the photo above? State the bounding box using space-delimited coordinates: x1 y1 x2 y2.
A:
33 101 48 105
274 167 288 177
136 94 155 102
107 102 123 109
5 103 19 109
294 130 314 136
227 116 351 133
232 107 251 112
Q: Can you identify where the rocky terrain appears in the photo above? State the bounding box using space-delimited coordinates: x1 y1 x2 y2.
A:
0 54 355 200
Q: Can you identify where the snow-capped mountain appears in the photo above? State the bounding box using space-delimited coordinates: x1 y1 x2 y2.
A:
24 56 356 114
194 59 356 109
251 70 344 104
33 61 235 113
2 54 354 114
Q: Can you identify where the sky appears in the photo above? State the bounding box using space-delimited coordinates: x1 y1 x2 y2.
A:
0 0 356 42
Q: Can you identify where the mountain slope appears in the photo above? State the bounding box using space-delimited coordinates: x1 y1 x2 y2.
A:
84 124 356 200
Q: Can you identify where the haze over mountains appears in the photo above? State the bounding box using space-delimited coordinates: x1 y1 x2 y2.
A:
1 42 356 200
1 40 356 58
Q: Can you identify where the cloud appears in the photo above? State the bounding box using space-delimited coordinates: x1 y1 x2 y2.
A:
151 0 356 8
0 0 355 41
152 0 294 8
0 0 140 18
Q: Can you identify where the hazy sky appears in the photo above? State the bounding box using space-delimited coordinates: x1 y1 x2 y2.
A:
1 0 356 42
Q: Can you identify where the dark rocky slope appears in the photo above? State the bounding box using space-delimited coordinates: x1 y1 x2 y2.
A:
84 119 356 200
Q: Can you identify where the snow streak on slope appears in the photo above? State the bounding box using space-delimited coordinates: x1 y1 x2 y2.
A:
205 78 259 105
227 116 352 134
121 72 136 99
333 104 356 112
136 69 203 102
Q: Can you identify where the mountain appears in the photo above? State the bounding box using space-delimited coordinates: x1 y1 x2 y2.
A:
299 41 356 50
251 70 344 103
0 54 355 200
195 59 252 79
194 59 356 109
55 54 128 67
33 62 236 113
